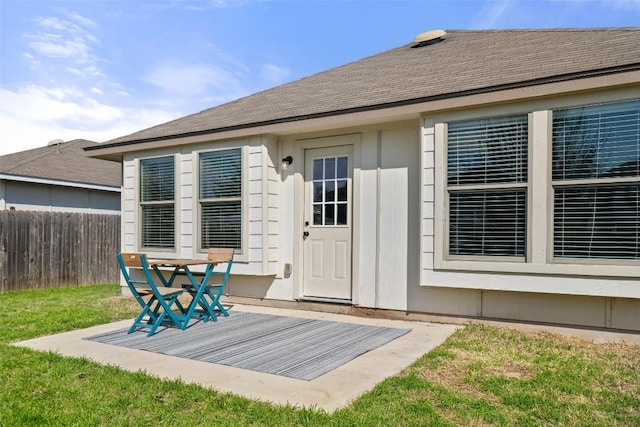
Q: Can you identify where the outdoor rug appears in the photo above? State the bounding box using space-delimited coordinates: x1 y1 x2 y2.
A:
84 311 411 381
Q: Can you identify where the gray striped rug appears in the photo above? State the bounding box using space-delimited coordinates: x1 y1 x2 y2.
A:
84 311 410 381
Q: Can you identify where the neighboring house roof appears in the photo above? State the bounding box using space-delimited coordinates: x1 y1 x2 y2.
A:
90 28 640 149
0 139 121 188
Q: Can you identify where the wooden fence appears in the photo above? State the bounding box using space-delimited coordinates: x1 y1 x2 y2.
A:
0 210 120 292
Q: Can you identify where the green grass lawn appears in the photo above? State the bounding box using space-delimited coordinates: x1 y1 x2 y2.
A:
0 285 638 426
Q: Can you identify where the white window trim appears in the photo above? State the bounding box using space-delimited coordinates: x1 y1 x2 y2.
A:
193 145 249 263
136 153 179 258
432 92 640 279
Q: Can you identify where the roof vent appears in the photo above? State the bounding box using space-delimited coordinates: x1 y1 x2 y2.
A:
47 139 64 146
412 29 446 48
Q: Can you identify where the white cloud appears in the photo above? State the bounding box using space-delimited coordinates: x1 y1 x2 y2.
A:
67 12 98 30
23 14 103 77
144 62 249 105
0 85 180 155
260 64 291 86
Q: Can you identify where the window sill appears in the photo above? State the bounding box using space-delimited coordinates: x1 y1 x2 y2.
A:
427 259 640 298
435 258 640 279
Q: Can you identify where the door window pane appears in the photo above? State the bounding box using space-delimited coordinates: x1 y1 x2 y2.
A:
337 203 347 225
313 204 322 225
325 204 335 225
337 156 348 179
313 159 323 180
337 180 347 201
325 181 335 202
313 182 323 202
325 157 336 179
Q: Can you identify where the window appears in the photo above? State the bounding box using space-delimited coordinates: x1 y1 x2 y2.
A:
140 156 175 248
199 149 242 250
312 156 349 226
446 115 529 258
553 100 640 260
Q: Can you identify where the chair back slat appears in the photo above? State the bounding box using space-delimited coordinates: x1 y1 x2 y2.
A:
207 248 234 263
121 253 144 267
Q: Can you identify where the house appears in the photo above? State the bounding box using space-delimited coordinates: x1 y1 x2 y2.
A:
0 139 121 213
87 28 640 331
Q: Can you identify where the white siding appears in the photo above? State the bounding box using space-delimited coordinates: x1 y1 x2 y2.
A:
122 156 136 253
248 141 264 266
420 120 435 282
265 136 280 275
179 149 193 258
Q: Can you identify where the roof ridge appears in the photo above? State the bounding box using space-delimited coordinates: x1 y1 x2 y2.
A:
445 27 640 33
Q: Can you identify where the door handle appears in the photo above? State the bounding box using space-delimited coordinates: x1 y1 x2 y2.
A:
303 231 310 238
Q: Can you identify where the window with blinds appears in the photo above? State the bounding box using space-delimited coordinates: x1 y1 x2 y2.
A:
199 149 242 250
447 115 528 258
140 156 175 248
552 100 640 260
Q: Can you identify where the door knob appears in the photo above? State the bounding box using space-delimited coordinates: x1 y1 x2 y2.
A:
303 231 310 238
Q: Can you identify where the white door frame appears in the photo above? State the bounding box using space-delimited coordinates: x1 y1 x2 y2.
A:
302 145 353 300
292 133 362 303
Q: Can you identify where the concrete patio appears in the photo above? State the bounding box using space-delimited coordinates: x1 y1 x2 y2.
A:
13 303 458 412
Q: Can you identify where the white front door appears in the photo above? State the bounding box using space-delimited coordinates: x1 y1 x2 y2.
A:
303 145 353 300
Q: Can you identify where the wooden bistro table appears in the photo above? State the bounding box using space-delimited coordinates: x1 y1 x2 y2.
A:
147 258 221 323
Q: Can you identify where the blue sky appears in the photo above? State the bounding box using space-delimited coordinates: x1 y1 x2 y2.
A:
1 0 639 155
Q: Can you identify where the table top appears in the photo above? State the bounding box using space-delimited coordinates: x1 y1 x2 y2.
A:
147 258 218 268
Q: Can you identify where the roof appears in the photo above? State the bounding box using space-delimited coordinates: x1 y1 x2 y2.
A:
94 28 640 148
0 139 121 188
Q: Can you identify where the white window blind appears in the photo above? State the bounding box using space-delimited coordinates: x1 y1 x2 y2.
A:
447 115 528 258
199 149 242 250
553 100 640 260
140 156 175 248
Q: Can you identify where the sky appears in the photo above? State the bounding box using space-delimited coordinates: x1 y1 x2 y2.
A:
0 0 639 156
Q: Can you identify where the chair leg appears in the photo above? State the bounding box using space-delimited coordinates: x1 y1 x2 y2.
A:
206 286 229 317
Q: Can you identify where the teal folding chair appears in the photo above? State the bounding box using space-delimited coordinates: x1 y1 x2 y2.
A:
117 253 186 336
182 248 234 322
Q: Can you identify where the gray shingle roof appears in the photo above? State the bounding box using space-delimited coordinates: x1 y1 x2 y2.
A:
0 139 121 187
103 28 640 146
